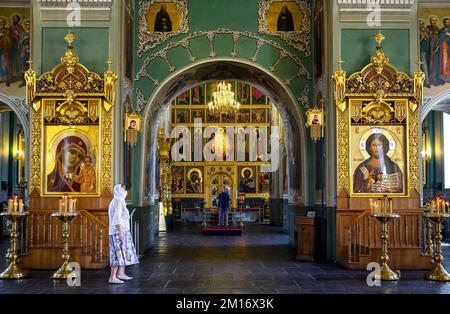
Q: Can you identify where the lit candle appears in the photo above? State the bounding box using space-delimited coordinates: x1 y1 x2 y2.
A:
59 198 64 213
8 198 13 213
13 201 18 212
389 198 393 214
19 199 24 213
431 200 435 215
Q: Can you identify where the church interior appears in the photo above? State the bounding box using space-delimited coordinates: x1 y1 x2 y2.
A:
1 0 450 296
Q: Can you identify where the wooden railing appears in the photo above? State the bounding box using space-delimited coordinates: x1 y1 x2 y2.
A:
19 210 108 264
346 211 426 264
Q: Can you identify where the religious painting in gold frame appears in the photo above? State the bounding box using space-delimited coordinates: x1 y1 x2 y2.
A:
258 0 311 55
43 124 101 196
349 124 407 197
333 33 423 199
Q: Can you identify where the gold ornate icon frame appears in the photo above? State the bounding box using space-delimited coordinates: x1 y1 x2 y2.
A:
25 32 117 197
333 33 424 198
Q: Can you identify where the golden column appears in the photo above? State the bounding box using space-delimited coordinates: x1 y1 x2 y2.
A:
158 128 172 217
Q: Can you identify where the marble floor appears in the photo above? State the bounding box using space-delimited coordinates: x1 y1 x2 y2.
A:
0 223 450 294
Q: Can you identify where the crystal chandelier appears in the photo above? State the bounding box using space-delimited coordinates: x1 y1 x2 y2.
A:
208 81 241 114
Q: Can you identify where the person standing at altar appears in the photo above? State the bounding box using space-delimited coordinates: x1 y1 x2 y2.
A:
108 184 139 284
217 186 230 227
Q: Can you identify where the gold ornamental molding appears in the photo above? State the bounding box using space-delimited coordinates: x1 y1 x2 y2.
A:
25 32 117 197
333 33 424 198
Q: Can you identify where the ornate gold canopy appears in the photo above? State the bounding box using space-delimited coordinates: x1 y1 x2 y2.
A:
24 32 117 197
333 33 424 197
25 31 117 110
333 32 424 113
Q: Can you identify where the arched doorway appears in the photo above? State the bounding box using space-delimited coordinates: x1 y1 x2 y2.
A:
0 94 29 232
420 92 450 241
138 59 309 211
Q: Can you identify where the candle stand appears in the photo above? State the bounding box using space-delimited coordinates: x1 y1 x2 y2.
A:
51 211 80 279
0 211 29 279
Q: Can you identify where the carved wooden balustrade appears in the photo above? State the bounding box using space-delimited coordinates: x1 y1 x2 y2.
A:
344 210 432 268
19 210 109 269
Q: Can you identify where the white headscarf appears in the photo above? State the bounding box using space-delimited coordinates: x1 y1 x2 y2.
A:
109 184 129 226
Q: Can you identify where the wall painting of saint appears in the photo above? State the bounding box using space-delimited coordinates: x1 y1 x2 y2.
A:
0 6 31 96
418 8 450 97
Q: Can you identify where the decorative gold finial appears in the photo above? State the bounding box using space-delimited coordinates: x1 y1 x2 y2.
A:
374 32 385 48
64 31 75 47
337 58 344 70
26 58 33 69
106 58 113 70
416 60 424 69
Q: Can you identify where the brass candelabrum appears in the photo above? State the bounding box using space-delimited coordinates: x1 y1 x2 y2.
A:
0 211 29 279
51 211 80 279
424 212 450 282
371 212 401 281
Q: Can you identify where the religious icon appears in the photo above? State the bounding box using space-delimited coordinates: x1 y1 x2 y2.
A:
277 5 294 31
252 87 266 104
154 5 172 32
419 8 450 96
47 135 96 193
258 172 270 193
238 167 256 193
145 2 183 33
191 109 205 122
0 7 31 95
191 84 205 104
351 128 405 195
252 109 266 122
171 167 184 194
176 109 189 123
261 0 305 33
237 109 251 123
186 168 203 194
125 113 142 145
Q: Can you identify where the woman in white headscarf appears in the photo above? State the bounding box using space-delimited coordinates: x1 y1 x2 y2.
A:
108 184 139 284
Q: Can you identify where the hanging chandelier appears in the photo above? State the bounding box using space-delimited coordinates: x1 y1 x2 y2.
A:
208 81 241 114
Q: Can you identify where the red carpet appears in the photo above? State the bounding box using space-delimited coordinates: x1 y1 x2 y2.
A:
202 227 242 236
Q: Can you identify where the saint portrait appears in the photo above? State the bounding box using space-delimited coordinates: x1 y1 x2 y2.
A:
352 132 403 194
238 167 256 193
0 7 31 96
171 167 184 194
261 0 305 33
144 2 182 33
186 168 203 194
419 8 450 96
47 136 96 193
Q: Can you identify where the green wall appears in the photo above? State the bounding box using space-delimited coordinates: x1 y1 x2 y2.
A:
133 0 315 205
41 27 110 74
341 29 410 75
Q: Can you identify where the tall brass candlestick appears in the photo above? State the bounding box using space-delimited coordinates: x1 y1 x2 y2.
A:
0 211 29 279
371 212 401 281
424 211 450 281
51 210 80 279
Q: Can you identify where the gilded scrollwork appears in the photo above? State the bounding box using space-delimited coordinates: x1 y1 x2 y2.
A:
101 104 113 195
333 33 424 198
26 32 116 197
258 0 311 56
30 105 42 194
137 0 189 57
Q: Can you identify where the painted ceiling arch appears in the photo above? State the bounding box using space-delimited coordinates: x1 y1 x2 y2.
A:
133 0 313 117
136 58 311 206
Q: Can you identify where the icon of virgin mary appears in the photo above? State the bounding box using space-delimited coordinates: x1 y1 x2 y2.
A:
47 136 89 193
